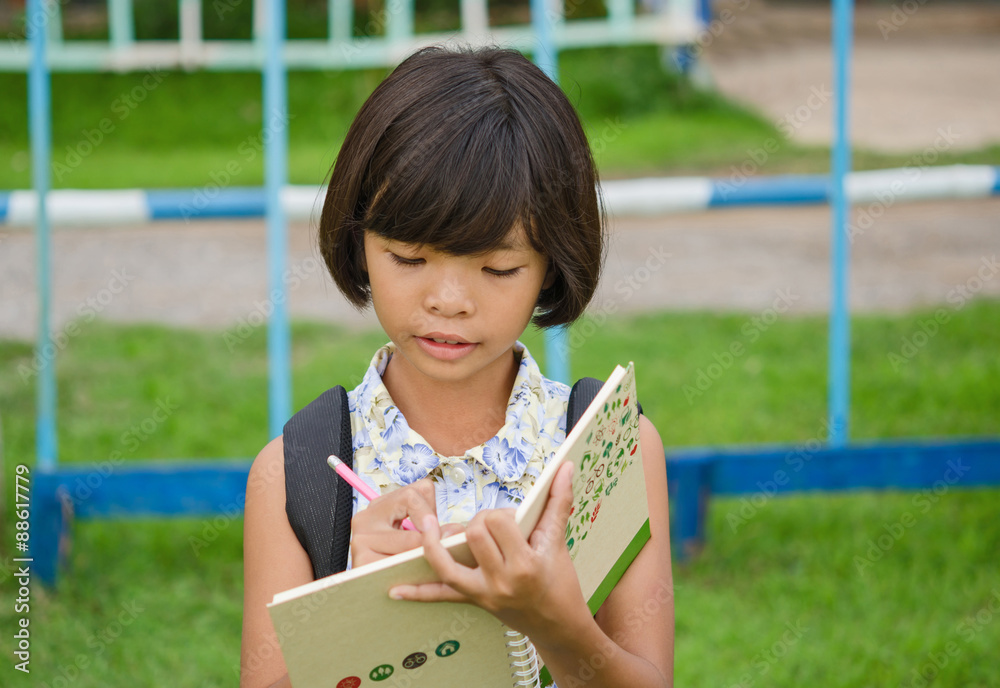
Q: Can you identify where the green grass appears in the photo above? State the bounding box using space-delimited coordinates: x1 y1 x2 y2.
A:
3 45 996 189
0 301 998 686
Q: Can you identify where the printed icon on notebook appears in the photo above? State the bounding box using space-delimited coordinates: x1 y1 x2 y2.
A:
369 664 394 681
402 652 428 669
435 640 461 657
336 677 361 688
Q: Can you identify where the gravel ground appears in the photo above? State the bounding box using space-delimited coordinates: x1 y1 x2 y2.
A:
701 1 1000 152
2 2 998 341
2 197 998 341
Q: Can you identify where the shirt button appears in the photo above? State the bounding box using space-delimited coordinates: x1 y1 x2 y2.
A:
447 463 470 484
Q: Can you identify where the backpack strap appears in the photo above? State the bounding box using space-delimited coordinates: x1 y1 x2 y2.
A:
283 385 354 580
282 376 642 580
568 376 644 432
567 377 605 431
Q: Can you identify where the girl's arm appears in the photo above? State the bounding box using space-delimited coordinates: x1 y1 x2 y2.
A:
394 415 674 688
241 436 313 688
536 415 674 687
241 438 443 687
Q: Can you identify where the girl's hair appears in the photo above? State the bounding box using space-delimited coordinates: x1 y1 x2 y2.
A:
319 44 606 328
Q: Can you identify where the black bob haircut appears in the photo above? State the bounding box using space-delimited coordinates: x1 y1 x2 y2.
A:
319 44 606 329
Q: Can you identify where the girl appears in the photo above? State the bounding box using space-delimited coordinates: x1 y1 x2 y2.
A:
241 45 674 688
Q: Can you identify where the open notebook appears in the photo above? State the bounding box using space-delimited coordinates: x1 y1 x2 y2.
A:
268 362 649 688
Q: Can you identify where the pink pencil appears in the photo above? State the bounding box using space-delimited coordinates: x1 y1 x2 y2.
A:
327 455 418 531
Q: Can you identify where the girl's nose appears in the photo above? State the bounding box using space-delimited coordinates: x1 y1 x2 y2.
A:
423 275 475 317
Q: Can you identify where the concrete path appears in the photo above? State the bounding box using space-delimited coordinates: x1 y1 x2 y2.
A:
701 1 1000 152
2 197 998 341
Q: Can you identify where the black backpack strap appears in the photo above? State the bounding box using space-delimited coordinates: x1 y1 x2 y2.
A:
283 385 354 580
568 376 643 432
567 377 605 431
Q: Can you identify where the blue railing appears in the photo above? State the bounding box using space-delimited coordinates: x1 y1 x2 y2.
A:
4 166 999 227
18 0 999 583
1 0 700 72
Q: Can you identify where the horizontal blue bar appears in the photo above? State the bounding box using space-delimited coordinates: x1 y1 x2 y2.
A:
709 174 829 207
6 167 1000 226
147 187 266 220
667 438 1000 496
26 438 1000 519
33 460 253 517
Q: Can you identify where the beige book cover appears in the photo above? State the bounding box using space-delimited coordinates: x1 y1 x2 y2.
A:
268 363 649 688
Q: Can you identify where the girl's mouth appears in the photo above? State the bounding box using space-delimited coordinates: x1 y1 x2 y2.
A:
414 335 477 360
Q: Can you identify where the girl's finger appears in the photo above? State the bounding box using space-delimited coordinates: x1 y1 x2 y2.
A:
388 581 467 603
351 530 423 556
360 478 437 531
478 509 528 561
529 462 575 550
440 523 467 538
419 514 482 596
464 511 508 572
388 479 438 530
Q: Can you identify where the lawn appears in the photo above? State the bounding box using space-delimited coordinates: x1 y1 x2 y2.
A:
1 301 998 686
2 22 998 684
2 44 998 191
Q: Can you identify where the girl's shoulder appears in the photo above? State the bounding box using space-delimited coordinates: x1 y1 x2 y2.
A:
248 434 285 497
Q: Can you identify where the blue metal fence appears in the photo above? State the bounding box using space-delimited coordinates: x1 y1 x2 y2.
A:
4 166 999 227
1 0 700 71
18 0 1000 583
20 0 701 584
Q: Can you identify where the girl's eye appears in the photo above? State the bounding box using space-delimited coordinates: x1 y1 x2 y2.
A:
483 267 522 278
389 253 424 267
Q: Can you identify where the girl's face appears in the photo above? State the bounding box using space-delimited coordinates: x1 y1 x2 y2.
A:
363 228 553 388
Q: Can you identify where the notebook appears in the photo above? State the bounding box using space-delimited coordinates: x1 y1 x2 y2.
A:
268 362 649 688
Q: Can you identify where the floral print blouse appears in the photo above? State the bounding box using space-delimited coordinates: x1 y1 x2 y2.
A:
347 341 571 526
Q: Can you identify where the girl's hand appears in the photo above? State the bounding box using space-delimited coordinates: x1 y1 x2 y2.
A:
350 478 464 568
390 463 591 640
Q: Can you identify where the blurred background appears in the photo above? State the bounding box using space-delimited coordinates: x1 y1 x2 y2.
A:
0 0 998 685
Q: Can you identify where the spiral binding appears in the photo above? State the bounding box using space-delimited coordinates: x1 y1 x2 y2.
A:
505 629 540 687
